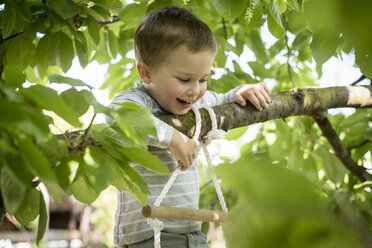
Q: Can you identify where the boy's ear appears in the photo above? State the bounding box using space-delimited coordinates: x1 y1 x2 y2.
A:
137 62 151 84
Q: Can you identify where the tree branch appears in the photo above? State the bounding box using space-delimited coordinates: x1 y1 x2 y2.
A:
60 85 372 181
157 86 372 138
313 116 371 182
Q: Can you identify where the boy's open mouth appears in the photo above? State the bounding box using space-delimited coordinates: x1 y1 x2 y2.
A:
177 98 191 104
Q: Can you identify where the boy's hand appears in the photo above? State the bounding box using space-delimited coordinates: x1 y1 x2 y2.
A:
235 82 271 110
169 129 199 171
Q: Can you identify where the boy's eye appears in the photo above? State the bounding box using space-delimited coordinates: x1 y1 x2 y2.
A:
177 77 190 83
199 78 207 83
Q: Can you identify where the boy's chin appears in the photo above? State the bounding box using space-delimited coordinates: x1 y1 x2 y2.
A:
171 107 191 115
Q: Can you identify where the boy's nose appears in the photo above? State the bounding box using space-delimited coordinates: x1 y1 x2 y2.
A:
187 81 200 96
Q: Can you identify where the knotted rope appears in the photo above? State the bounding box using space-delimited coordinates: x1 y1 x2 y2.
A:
147 105 228 248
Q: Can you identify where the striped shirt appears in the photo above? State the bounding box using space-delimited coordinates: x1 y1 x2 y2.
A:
107 83 237 246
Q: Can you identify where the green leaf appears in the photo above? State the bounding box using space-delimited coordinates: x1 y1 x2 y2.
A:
226 126 248 140
248 31 269 63
238 0 263 33
83 147 115 192
48 74 92 88
0 79 22 102
60 88 90 117
286 9 307 34
292 30 312 51
3 152 34 188
39 136 69 165
310 31 339 65
15 188 40 226
248 61 272 79
56 32 74 73
87 15 100 45
70 173 100 205
18 136 61 202
217 154 327 215
6 35 35 68
318 147 346 184
287 0 300 10
339 111 367 129
355 50 372 79
90 123 134 149
267 1 285 38
121 147 170 175
0 166 27 215
365 128 372 141
2 2 16 39
112 102 157 148
55 155 81 191
106 29 119 59
213 0 246 20
74 31 89 68
0 99 50 142
50 0 79 19
2 65 26 87
120 3 147 29
36 33 58 67
18 136 57 183
274 0 287 14
87 5 111 20
22 85 82 127
36 191 47 245
112 158 149 205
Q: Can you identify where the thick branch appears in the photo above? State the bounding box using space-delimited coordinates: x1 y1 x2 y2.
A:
313 116 371 182
60 86 372 181
159 86 372 138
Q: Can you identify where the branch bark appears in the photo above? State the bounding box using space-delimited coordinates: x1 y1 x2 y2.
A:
61 85 372 181
158 86 372 138
156 85 372 182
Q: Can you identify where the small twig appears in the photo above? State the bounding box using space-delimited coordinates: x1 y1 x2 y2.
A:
200 180 213 191
98 15 121 25
73 15 121 26
0 32 23 45
347 140 370 151
313 116 371 182
222 17 227 40
351 75 367 86
78 113 96 151
282 15 295 88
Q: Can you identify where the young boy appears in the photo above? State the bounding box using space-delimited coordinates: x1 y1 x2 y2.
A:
108 6 270 248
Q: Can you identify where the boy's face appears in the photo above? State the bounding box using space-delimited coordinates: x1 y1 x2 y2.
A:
142 46 215 115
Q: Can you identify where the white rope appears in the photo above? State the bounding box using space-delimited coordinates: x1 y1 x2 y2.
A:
148 105 227 248
198 106 228 213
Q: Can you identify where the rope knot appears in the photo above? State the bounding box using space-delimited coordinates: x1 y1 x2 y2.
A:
203 129 226 145
148 218 164 231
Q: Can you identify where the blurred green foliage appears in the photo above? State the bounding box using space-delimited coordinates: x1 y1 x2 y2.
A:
0 0 371 246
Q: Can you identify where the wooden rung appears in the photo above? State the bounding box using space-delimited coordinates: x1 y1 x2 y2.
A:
142 205 227 223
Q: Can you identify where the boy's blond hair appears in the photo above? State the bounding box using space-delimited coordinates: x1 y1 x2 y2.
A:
134 6 217 69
